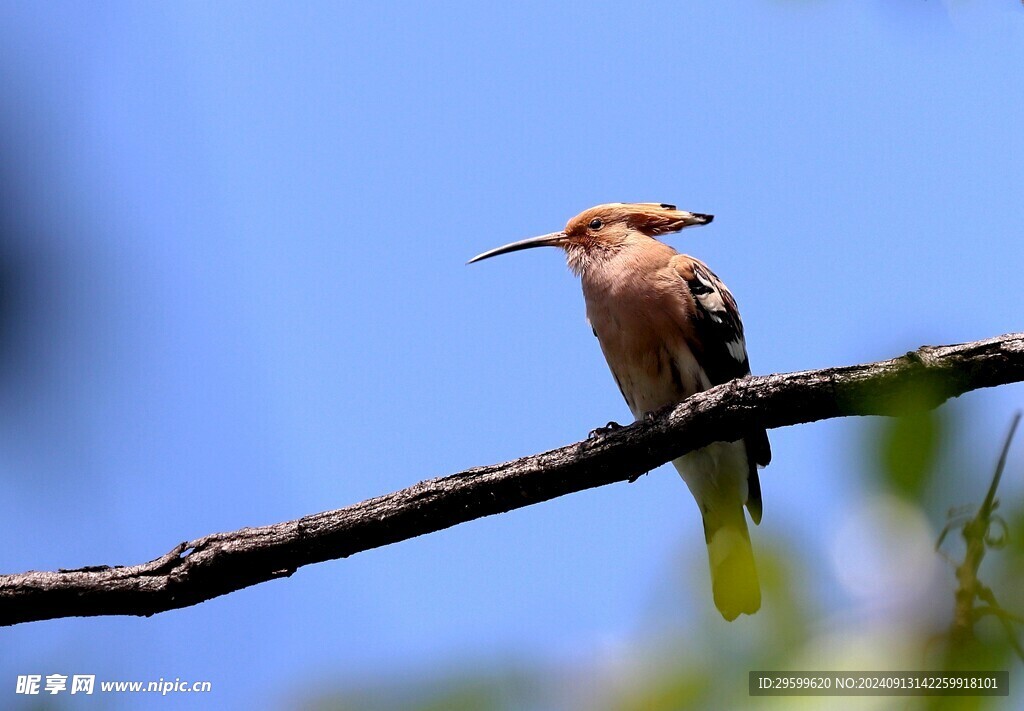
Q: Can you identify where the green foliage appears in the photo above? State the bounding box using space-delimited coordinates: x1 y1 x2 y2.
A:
871 382 947 500
303 671 539 711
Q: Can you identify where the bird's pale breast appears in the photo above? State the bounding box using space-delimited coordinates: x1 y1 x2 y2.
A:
582 252 709 419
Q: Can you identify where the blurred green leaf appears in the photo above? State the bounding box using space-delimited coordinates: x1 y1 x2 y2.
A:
871 383 947 499
302 670 534 711
412 681 506 711
609 672 708 711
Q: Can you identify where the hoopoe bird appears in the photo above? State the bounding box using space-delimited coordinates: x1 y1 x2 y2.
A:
469 202 770 620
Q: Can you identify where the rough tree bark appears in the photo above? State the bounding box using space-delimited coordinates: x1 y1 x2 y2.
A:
1 333 1022 627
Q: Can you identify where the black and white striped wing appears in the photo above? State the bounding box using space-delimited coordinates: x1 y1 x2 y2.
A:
672 255 771 522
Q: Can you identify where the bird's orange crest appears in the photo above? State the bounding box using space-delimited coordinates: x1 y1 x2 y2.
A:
566 203 713 240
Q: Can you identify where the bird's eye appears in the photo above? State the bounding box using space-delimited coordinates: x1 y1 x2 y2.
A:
589 218 603 230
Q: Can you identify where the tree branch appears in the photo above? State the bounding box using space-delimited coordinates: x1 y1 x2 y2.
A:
2 333 1023 627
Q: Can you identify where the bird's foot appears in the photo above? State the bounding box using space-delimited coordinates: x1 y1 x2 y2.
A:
588 421 623 439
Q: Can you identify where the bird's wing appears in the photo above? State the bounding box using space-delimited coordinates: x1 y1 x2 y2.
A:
671 254 771 523
671 255 749 383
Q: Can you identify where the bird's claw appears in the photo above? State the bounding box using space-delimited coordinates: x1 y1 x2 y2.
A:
588 421 623 439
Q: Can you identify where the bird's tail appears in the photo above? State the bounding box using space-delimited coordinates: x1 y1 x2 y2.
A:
673 444 761 620
702 503 760 621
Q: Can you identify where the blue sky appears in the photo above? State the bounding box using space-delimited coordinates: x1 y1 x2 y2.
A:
2 2 1024 709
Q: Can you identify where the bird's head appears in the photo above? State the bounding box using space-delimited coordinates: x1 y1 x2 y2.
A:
468 202 713 275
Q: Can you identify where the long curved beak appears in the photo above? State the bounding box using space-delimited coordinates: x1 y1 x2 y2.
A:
467 231 567 264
